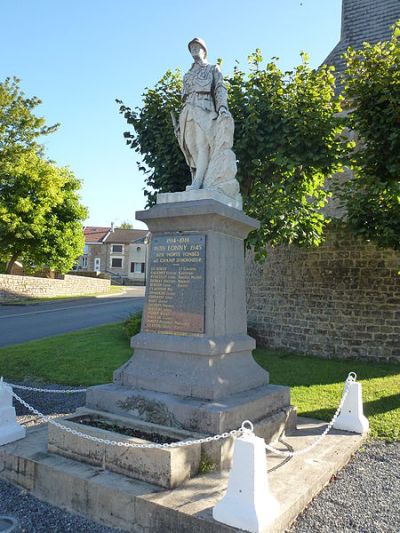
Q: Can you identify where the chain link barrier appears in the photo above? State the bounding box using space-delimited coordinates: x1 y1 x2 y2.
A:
7 383 87 394
7 372 357 453
12 391 244 448
261 372 356 457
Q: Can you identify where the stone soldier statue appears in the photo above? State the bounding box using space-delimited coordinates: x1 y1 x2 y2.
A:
172 38 241 206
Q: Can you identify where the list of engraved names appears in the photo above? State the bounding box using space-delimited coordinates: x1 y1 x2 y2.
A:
143 234 206 334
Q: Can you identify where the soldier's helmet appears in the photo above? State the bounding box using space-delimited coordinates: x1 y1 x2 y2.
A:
188 38 208 59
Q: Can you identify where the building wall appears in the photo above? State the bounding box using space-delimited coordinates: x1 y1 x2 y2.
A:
246 226 400 362
128 243 147 283
106 243 131 277
0 274 111 301
85 241 148 284
324 0 400 89
87 244 107 272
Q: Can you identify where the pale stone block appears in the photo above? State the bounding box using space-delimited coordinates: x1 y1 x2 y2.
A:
47 410 201 488
86 383 291 434
213 433 279 532
157 189 242 210
0 379 26 447
333 380 369 434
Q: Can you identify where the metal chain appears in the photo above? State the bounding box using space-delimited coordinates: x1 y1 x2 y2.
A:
12 391 244 448
5 383 87 394
260 372 357 457
10 372 357 453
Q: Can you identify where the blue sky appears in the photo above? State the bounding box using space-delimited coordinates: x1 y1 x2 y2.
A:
2 0 342 229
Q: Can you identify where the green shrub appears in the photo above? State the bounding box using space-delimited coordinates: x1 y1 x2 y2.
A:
123 312 142 338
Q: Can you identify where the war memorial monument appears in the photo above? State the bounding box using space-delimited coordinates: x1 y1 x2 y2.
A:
85 36 294 448
0 38 365 533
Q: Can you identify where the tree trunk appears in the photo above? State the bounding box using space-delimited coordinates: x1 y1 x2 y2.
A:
6 253 19 274
241 175 254 201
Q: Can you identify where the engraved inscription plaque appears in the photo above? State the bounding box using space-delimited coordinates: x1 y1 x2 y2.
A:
143 234 206 335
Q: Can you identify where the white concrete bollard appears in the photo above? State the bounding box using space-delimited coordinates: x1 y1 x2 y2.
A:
0 378 26 446
333 374 369 434
213 425 279 533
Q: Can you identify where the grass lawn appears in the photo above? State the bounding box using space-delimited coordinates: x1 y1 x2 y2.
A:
254 350 400 442
0 323 131 386
0 323 398 441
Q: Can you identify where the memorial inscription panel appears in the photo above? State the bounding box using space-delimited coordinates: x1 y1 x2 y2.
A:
143 234 206 335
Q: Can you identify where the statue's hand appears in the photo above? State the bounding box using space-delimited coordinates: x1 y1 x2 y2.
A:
218 107 230 118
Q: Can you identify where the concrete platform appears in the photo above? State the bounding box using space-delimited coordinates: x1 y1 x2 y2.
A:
0 417 365 532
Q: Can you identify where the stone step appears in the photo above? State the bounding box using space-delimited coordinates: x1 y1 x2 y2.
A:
0 419 365 532
86 383 292 434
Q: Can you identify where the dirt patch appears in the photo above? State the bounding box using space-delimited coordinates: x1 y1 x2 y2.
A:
75 416 178 445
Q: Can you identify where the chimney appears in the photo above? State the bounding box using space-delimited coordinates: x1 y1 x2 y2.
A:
111 222 115 233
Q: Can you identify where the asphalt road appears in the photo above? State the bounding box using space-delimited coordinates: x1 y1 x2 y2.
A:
0 288 145 347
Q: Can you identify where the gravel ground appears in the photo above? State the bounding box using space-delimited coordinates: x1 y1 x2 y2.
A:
11 381 86 424
290 440 400 533
2 382 400 532
0 479 123 533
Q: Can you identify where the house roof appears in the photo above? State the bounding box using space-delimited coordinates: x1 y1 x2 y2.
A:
105 229 148 244
83 226 111 244
323 0 400 92
132 232 151 244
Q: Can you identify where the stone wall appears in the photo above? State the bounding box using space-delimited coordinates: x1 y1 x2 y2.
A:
0 274 111 301
246 226 400 362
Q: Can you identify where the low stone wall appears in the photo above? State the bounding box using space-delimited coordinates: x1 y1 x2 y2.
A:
67 271 111 279
246 226 400 362
0 274 111 301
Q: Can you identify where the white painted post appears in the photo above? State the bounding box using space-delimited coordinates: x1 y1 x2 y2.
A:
0 378 26 446
333 375 369 434
213 429 279 533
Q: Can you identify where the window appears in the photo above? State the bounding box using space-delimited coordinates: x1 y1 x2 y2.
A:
111 257 123 268
112 244 123 253
131 262 145 273
82 256 88 268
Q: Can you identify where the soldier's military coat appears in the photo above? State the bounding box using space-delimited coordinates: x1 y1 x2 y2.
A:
178 62 228 174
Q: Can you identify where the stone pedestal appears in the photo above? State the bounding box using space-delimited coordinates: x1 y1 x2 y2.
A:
87 197 294 439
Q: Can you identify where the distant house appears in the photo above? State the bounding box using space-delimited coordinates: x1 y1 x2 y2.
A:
77 224 149 285
77 226 110 272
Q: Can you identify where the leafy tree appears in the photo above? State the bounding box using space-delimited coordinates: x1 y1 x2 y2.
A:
0 77 58 157
338 22 400 250
118 53 348 258
0 77 87 273
117 69 189 207
0 150 87 273
119 220 134 229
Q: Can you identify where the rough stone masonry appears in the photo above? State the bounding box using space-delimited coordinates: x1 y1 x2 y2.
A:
246 226 400 362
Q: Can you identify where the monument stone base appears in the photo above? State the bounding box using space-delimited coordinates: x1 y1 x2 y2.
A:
47 403 295 488
157 189 243 210
84 197 296 483
86 383 294 436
